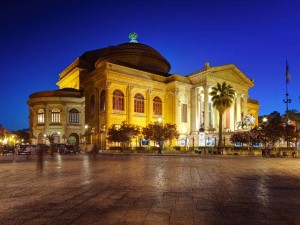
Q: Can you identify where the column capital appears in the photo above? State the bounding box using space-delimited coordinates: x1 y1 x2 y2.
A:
106 82 111 89
173 89 179 96
128 85 134 92
203 85 210 90
190 87 199 94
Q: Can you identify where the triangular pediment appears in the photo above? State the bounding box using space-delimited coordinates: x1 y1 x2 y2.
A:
188 64 254 88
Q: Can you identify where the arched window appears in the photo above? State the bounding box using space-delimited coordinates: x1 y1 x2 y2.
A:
51 108 61 123
153 97 162 115
113 90 124 110
37 109 44 124
69 108 79 124
134 93 144 113
90 95 95 116
100 90 105 112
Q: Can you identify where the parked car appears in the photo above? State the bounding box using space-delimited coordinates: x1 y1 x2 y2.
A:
15 144 37 155
61 145 78 154
1 145 15 155
50 143 66 154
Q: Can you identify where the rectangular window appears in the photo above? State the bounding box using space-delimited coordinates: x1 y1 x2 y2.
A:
181 104 187 122
52 112 60 123
38 114 44 124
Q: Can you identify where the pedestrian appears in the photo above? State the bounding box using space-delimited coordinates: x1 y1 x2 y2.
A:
36 145 44 172
93 144 98 158
50 147 54 157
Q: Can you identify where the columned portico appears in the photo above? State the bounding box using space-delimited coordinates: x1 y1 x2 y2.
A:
190 86 250 134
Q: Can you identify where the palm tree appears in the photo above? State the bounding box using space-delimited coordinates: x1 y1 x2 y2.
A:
210 82 235 146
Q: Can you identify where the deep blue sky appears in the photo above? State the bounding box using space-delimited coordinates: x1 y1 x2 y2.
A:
1 0 299 131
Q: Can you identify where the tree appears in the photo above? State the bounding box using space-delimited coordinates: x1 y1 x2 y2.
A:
230 127 264 149
210 82 235 146
15 130 30 143
142 122 179 154
260 112 284 148
283 124 297 147
107 121 140 150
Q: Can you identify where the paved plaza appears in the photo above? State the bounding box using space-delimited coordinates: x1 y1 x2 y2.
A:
0 153 300 225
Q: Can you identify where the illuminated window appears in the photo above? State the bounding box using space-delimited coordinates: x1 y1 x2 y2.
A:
100 90 105 112
153 97 162 115
113 90 124 110
90 95 95 116
37 109 44 124
69 108 79 124
51 108 60 123
181 104 187 122
134 93 144 113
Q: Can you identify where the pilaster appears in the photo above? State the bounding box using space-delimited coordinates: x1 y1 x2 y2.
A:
105 82 112 129
127 85 134 124
204 85 210 131
147 89 152 124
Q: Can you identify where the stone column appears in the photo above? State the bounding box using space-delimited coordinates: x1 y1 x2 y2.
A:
230 103 235 131
190 87 197 133
105 82 112 130
127 86 134 124
243 94 248 118
195 89 200 132
199 94 204 129
204 85 210 131
173 89 179 125
63 104 68 142
147 89 152 124
213 106 218 130
236 94 241 123
45 105 49 132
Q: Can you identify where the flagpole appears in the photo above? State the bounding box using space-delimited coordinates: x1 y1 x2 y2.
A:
283 60 291 116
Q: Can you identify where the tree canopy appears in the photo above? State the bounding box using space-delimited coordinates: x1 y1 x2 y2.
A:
142 122 179 154
107 121 140 149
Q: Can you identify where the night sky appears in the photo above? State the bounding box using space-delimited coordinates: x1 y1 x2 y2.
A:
1 0 299 131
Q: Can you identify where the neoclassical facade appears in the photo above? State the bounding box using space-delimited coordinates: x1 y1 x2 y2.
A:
28 34 259 148
28 89 85 145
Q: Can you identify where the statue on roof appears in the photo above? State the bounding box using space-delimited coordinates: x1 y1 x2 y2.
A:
129 32 138 43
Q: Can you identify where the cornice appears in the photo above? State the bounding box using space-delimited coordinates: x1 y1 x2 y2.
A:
106 70 167 90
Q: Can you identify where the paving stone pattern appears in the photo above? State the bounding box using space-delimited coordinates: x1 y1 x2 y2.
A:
0 154 300 225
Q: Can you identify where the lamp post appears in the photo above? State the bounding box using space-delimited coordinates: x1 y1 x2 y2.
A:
84 125 88 151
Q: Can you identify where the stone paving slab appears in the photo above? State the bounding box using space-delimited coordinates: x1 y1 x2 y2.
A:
0 154 300 225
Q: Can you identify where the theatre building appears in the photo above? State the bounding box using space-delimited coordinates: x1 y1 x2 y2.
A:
27 33 259 148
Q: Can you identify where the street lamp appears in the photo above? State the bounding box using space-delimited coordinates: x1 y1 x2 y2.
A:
84 124 89 150
262 117 268 124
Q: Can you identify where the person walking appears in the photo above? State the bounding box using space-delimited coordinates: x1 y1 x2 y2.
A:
92 144 98 158
36 145 44 172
